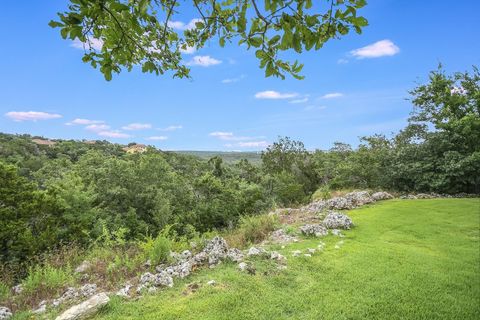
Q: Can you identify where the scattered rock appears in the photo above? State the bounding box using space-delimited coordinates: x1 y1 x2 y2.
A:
238 262 255 275
371 191 394 201
226 248 244 262
0 307 12 320
344 191 374 206
304 254 312 258
307 248 316 254
147 287 157 294
55 292 109 320
331 229 344 237
12 284 23 295
277 265 288 271
247 246 267 257
291 250 302 257
32 301 47 315
207 280 216 286
323 211 353 230
180 250 192 260
270 251 286 262
74 260 91 274
269 229 298 244
116 283 132 297
299 224 328 237
53 287 79 307
143 260 152 268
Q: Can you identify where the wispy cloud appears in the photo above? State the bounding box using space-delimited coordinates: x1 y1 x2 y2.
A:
350 40 400 59
221 74 246 84
158 125 182 132
254 91 299 100
209 131 265 142
289 97 309 104
168 19 201 31
98 131 131 139
337 58 349 64
146 136 168 141
122 123 152 131
85 124 110 132
304 105 327 111
321 92 344 99
5 111 62 122
186 55 222 67
66 118 104 126
71 38 103 51
237 141 269 148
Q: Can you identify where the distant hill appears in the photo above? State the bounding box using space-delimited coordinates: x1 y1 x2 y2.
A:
173 151 262 164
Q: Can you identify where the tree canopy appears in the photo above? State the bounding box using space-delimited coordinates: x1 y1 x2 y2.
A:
50 0 368 80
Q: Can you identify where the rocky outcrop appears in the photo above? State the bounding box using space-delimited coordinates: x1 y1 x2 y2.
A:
323 212 353 229
371 191 394 201
55 293 109 320
0 307 12 320
299 224 328 237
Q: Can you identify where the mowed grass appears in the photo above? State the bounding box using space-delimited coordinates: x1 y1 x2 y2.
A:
96 199 480 320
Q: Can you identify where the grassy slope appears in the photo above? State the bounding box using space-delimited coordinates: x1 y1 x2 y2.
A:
96 199 480 320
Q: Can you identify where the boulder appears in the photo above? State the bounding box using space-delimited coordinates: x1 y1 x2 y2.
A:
203 237 229 266
12 284 23 295
247 246 267 257
270 251 286 262
299 224 328 237
74 261 91 274
0 307 12 320
79 284 97 297
269 229 298 244
116 283 132 297
55 292 109 320
371 191 394 201
323 211 353 230
344 191 374 206
226 248 244 262
153 272 174 287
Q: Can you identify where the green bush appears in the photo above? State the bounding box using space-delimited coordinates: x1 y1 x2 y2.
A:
312 185 331 201
0 282 9 301
21 264 75 295
140 235 172 265
239 214 279 245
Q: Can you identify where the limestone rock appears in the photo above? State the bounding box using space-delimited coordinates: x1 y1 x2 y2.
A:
55 292 109 320
371 191 394 201
74 261 91 274
226 248 244 262
323 211 353 229
299 224 328 237
0 307 12 320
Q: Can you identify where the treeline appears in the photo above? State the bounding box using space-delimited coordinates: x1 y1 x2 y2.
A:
1 66 479 269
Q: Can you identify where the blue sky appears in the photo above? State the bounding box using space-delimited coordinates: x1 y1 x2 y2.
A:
0 1 479 151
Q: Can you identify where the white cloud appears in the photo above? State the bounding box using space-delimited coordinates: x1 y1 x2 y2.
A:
71 38 103 51
66 118 104 126
186 55 222 67
221 74 246 84
158 125 183 132
146 136 168 141
122 123 152 131
337 58 349 64
168 19 202 31
85 124 110 132
237 141 269 148
321 92 344 99
5 111 62 122
304 105 327 111
254 90 299 100
289 97 309 104
209 132 234 140
98 131 131 138
350 40 400 59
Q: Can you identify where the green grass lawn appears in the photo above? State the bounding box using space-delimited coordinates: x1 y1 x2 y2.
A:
95 199 480 320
